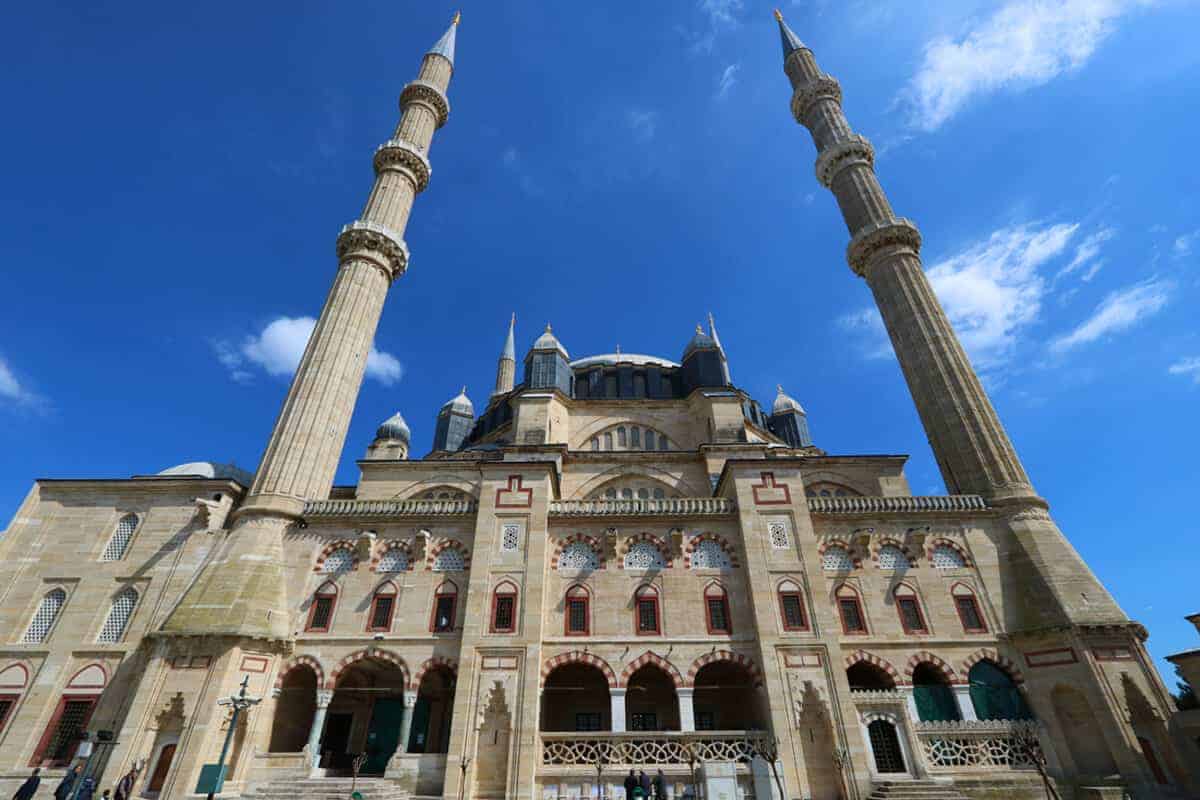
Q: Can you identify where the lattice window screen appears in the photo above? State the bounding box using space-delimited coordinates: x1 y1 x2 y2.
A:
97 587 139 643
100 514 138 562
22 589 67 643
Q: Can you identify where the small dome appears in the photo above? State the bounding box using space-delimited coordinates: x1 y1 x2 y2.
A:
441 386 474 416
682 325 718 360
376 411 411 443
155 461 254 485
773 384 806 415
531 324 570 358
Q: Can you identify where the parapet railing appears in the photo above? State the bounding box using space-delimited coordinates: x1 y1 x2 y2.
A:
912 719 1042 771
548 498 737 517
806 495 988 514
539 731 765 767
302 498 478 518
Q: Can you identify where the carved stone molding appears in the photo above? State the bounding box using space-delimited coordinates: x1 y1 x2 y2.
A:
790 74 842 123
548 497 736 518
1005 506 1052 523
846 217 922 277
302 498 477 519
335 220 410 280
399 80 450 128
807 494 987 515
373 138 432 192
815 134 874 188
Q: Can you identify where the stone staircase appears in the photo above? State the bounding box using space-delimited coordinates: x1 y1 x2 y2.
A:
243 777 409 800
866 780 971 800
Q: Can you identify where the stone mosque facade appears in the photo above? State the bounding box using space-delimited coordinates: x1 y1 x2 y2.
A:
0 13 1195 800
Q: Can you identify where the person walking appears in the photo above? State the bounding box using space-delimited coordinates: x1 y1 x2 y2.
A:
54 765 82 800
652 769 666 800
623 769 638 800
112 768 137 800
638 769 651 799
10 768 40 800
75 774 96 800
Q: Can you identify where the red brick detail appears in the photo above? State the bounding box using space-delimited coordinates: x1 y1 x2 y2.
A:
240 656 269 674
961 648 1024 684
327 647 410 690
904 651 960 685
275 655 326 689
870 538 918 568
411 656 458 691
313 540 361 573
1023 647 1078 668
818 538 863 569
620 651 684 689
685 650 763 688
619 533 672 569
925 538 972 568
371 539 415 572
683 532 740 569
495 475 533 508
541 651 618 688
425 539 471 571
551 533 606 570
845 650 903 685
751 472 791 506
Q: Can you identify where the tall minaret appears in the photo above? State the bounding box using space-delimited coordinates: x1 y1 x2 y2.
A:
493 313 516 395
708 311 732 384
163 15 461 639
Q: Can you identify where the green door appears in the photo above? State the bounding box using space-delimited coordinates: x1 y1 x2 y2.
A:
364 697 405 774
407 695 431 753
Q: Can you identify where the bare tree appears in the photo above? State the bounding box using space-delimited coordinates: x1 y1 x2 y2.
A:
743 735 786 800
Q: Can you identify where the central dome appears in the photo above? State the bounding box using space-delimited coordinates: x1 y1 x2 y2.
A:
570 353 679 369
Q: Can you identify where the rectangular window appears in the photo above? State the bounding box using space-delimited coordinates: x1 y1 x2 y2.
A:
897 597 927 633
630 713 657 731
955 596 986 632
32 696 98 767
566 598 589 635
695 711 715 731
432 595 456 632
492 594 516 633
575 712 602 732
780 592 807 631
838 597 867 633
0 696 16 735
306 595 335 632
706 597 731 634
367 595 394 632
636 598 660 635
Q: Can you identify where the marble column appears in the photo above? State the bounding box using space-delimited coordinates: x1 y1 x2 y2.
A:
610 688 627 733
952 686 978 721
677 688 695 732
902 687 921 724
398 690 419 755
307 689 333 769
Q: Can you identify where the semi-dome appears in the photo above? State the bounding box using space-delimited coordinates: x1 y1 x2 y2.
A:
773 384 806 415
570 353 679 369
531 324 570 359
376 411 411 443
682 325 718 360
155 461 254 485
441 386 474 416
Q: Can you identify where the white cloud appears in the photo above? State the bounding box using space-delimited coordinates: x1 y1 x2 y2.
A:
1049 278 1173 353
902 0 1144 131
699 0 742 28
837 308 893 359
216 316 403 386
627 110 659 143
1057 226 1115 282
1168 357 1200 384
1174 230 1199 258
0 354 42 408
716 63 741 99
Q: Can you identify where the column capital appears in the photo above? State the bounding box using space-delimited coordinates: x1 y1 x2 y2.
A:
374 139 432 192
846 218 921 278
815 134 874 188
316 689 334 708
336 220 410 280
400 80 450 128
790 74 842 123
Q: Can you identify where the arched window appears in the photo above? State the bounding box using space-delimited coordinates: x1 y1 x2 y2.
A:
931 544 966 570
822 545 854 571
777 580 807 631
624 542 665 571
490 582 518 634
559 542 599 572
433 547 466 572
867 719 906 773
605 488 617 498
912 663 960 722
634 585 661 635
323 547 355 573
645 430 656 450
96 587 139 643
877 545 909 570
690 539 732 570
652 488 665 499
835 585 867 634
305 582 337 633
659 436 669 451
377 548 409 573
565 585 590 636
630 427 641 448
22 588 67 643
952 584 987 633
367 582 397 632
893 585 928 634
101 513 138 562
704 584 732 634
604 432 613 450
637 488 649 499
591 438 599 451
617 427 627 447
430 581 457 632
968 660 1032 721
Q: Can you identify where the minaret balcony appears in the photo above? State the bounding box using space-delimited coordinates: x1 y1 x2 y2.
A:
815 134 874 188
399 79 450 128
790 73 841 122
373 138 432 192
336 220 410 280
846 217 922 277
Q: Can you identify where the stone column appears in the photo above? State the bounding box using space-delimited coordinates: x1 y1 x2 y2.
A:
398 690 419 755
901 688 920 725
307 689 333 769
610 688 627 733
952 686 978 721
677 688 695 732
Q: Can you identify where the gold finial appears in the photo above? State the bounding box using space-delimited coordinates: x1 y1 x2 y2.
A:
545 323 552 333
773 8 783 21
453 10 461 25
696 324 704 334
510 312 516 325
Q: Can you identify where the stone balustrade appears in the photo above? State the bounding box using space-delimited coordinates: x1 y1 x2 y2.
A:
548 498 737 518
912 719 1042 771
302 498 477 519
807 495 988 514
539 731 765 767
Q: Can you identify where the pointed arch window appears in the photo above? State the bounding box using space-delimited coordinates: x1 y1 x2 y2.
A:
822 545 854 571
565 585 590 636
96 587 139 643
877 545 910 570
100 513 138 562
323 547 355 573
367 582 397 632
777 580 808 631
624 542 665 571
305 582 337 633
931 544 966 570
634 585 661 635
836 585 867 634
893 585 929 634
704 583 732 634
952 584 987 633
490 581 518 634
433 547 465 572
430 581 457 632
559 541 599 572
690 539 732 570
377 548 409 573
22 588 67 643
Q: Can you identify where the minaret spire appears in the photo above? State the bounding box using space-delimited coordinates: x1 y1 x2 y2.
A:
162 19 461 639
493 313 517 396
708 312 732 384
774 9 805 57
428 12 460 66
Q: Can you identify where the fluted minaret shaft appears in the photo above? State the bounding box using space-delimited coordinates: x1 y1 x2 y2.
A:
780 27 1031 501
493 313 516 395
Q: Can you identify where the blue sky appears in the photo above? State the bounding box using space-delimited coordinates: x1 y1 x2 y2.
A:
2 1 1198 681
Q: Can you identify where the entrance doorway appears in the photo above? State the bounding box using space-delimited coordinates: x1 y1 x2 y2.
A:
147 743 176 792
319 655 408 774
867 719 906 774
365 698 405 774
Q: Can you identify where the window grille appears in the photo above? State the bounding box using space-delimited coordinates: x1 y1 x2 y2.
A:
433 548 465 571
559 542 599 571
96 587 138 643
956 596 985 631
323 548 354 573
780 593 806 629
822 546 854 571
706 596 730 632
22 588 67 643
101 514 138 562
877 545 909 570
575 712 602 732
500 524 521 552
369 595 395 630
690 540 731 570
432 595 456 631
839 597 866 633
492 591 516 632
45 699 95 766
768 520 790 549
897 596 927 633
931 545 966 569
378 549 409 572
636 598 659 633
308 595 335 631
566 597 588 634
624 542 664 571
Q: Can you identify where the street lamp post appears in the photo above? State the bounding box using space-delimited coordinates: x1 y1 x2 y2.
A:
206 676 260 800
